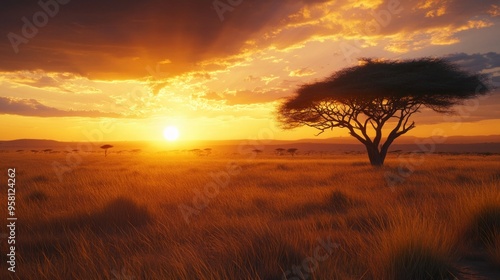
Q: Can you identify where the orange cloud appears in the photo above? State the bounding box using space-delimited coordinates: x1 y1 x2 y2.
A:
0 96 122 118
1 0 497 81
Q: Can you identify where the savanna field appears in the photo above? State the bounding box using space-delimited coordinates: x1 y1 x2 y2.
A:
1 151 499 280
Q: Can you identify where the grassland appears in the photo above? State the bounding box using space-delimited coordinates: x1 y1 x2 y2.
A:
0 151 499 279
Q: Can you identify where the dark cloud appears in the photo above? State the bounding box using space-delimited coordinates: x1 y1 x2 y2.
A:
0 0 328 79
445 52 500 72
0 96 122 118
444 52 500 87
380 0 498 34
0 70 103 94
0 0 498 80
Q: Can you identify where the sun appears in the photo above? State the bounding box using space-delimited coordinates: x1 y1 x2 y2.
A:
163 126 180 141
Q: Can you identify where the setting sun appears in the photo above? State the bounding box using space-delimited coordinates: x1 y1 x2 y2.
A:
163 126 180 141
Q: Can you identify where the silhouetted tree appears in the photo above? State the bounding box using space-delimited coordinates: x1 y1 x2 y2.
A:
100 144 113 157
190 149 202 156
252 149 263 155
204 148 212 156
277 58 491 166
275 148 286 156
303 150 314 156
287 148 298 156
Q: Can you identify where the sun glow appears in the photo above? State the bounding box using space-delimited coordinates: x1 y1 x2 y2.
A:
163 126 180 141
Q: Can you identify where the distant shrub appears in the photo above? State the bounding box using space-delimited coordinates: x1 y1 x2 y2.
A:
327 190 353 212
26 190 48 202
347 211 389 233
398 188 419 201
454 174 474 184
96 197 152 230
276 164 291 171
30 175 49 183
44 197 153 234
252 198 268 209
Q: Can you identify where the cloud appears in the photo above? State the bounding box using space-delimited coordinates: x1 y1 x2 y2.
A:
0 70 102 94
202 88 289 105
445 52 500 86
288 67 316 77
0 0 497 80
0 96 122 118
283 0 499 53
0 0 329 79
445 52 500 72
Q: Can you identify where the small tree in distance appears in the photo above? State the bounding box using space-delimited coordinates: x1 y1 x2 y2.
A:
190 149 202 156
275 148 286 156
277 58 491 166
287 148 298 156
252 149 263 156
100 144 113 157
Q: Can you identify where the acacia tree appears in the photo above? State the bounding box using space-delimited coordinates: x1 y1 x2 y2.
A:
252 149 263 156
287 148 298 156
100 144 113 157
277 58 490 166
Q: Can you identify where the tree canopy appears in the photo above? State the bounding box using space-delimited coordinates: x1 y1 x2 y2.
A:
277 58 491 166
100 144 113 157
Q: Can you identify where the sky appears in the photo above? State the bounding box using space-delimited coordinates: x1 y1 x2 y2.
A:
0 0 499 142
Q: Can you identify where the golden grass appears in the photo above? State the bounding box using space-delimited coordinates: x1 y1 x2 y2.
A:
0 152 499 279
460 193 500 246
456 187 500 268
486 232 500 267
370 216 459 280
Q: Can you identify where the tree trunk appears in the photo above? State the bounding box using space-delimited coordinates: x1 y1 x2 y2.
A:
365 144 385 167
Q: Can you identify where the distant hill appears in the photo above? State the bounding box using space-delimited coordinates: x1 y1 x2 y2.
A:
197 135 500 145
1 135 500 154
0 139 61 149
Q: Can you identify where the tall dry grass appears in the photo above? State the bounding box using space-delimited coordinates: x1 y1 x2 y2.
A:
0 152 498 279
